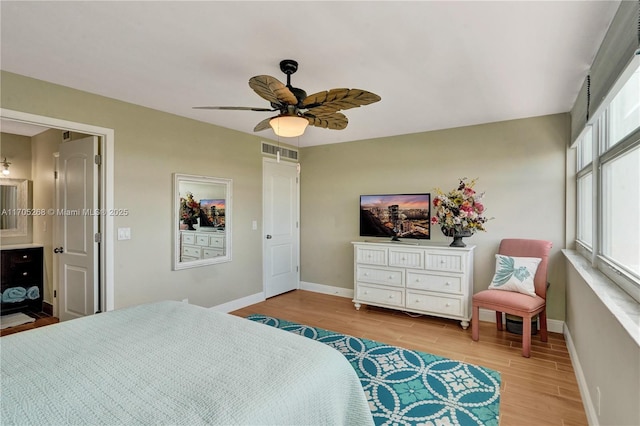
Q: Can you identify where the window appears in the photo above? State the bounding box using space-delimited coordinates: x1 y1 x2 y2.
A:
601 146 640 276
609 65 640 149
575 59 640 303
576 172 593 247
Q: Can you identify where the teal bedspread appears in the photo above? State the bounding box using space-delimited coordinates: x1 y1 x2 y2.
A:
0 301 373 425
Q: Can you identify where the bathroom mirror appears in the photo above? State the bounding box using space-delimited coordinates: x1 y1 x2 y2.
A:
0 178 28 236
173 173 232 270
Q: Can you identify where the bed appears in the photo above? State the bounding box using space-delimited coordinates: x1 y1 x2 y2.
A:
0 301 374 425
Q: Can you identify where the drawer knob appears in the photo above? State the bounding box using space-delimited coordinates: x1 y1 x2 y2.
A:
446 303 451 307
22 255 28 259
445 282 450 286
415 299 420 303
364 291 369 295
22 272 28 276
364 273 369 276
440 260 446 264
401 257 406 260
415 278 421 282
388 295 394 299
388 275 393 279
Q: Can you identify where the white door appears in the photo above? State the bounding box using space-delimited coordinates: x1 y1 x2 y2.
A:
263 158 300 298
55 136 99 321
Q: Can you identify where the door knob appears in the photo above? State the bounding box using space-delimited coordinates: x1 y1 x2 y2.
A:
54 247 64 253
266 234 272 239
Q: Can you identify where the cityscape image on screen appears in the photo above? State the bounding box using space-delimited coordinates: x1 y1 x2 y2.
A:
360 193 431 239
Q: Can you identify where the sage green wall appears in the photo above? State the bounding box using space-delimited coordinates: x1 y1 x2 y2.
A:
300 114 569 320
1 71 267 309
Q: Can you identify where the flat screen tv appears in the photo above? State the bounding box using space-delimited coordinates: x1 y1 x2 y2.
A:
199 199 226 229
360 193 431 240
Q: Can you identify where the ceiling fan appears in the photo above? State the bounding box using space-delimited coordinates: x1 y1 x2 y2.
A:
194 59 381 137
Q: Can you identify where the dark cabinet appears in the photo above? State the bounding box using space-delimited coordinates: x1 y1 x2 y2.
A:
1 247 44 315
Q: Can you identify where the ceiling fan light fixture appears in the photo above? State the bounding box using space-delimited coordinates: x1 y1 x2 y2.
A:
269 115 308 138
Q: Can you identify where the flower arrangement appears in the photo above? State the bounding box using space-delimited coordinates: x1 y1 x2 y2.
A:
431 178 490 235
180 192 200 226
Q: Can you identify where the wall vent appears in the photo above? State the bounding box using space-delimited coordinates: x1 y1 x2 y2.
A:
261 142 298 161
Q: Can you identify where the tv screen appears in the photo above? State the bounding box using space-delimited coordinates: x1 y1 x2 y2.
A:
199 199 226 229
360 193 431 240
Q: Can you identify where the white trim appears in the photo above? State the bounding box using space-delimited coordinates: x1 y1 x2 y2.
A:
478 308 564 334
564 324 599 426
0 108 115 312
300 281 354 298
209 292 265 313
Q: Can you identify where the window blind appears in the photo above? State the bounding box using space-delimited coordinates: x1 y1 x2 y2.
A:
570 0 640 144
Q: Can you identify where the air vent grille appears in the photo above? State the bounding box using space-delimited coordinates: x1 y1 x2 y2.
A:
262 142 298 161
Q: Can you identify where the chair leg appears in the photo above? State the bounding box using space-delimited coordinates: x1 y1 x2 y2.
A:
522 315 532 358
495 311 503 331
539 309 548 342
472 305 480 341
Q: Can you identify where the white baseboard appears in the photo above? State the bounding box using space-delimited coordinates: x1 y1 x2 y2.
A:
564 324 598 426
210 292 265 313
300 281 353 299
478 308 564 334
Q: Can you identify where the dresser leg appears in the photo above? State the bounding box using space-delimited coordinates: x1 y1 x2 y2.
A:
354 302 361 311
460 320 469 330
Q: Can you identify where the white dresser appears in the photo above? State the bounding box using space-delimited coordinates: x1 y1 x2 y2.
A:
352 241 475 329
180 230 226 261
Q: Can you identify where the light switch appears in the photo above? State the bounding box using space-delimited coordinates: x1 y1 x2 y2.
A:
117 227 131 240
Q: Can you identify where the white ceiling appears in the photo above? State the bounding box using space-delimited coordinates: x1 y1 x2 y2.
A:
0 1 620 147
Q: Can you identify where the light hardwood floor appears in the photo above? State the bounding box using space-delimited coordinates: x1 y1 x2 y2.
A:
232 290 587 426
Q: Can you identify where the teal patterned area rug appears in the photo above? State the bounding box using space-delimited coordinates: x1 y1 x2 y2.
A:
247 315 500 426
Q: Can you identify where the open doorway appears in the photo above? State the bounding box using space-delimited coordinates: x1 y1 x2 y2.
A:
1 109 115 322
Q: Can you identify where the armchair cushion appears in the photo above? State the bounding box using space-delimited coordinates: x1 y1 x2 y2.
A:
488 254 541 297
473 289 545 314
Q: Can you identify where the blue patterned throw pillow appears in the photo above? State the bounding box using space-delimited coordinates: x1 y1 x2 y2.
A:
488 254 542 297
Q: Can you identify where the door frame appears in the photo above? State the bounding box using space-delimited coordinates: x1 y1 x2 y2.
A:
262 157 300 298
1 108 115 312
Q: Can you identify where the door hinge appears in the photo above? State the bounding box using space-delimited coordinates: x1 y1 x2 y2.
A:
95 154 102 166
296 266 299 272
296 177 299 184
54 170 58 179
94 232 102 243
296 221 299 228
54 290 57 298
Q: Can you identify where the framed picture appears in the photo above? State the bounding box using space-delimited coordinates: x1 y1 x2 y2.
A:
199 198 226 229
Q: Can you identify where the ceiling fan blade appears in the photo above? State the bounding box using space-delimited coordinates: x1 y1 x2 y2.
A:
304 112 348 130
193 106 276 112
302 88 381 113
253 117 274 132
249 75 298 106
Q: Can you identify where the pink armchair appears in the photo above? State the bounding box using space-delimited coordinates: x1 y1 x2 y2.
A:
471 239 553 358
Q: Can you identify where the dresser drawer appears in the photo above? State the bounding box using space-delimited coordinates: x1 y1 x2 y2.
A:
181 245 202 258
182 233 196 245
356 266 403 287
406 271 462 294
209 236 225 248
355 246 387 266
388 248 424 269
195 235 210 246
425 251 465 273
357 284 404 308
203 248 224 259
406 291 463 316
